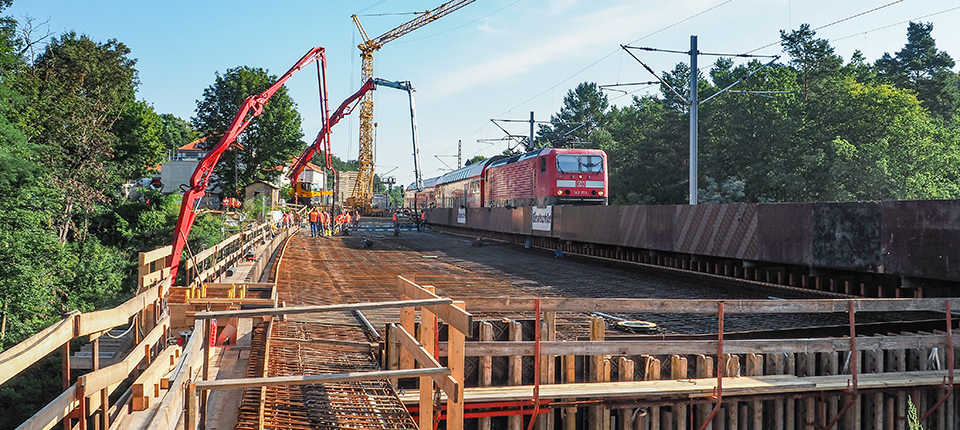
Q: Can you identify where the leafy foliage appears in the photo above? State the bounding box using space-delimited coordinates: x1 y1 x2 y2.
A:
192 65 304 198
543 23 960 205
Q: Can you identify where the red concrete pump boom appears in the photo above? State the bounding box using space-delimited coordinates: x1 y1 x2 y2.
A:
288 78 376 189
168 47 330 281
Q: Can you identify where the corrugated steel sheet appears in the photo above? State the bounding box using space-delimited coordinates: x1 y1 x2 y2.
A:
675 204 759 258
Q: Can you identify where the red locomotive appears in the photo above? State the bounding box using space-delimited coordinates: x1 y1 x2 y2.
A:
405 148 607 209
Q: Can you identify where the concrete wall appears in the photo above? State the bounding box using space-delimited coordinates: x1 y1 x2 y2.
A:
426 200 960 282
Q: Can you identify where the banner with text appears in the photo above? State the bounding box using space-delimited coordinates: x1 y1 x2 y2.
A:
532 206 553 231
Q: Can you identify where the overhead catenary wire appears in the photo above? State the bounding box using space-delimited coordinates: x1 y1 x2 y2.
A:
620 45 688 105
744 0 905 54
832 5 960 43
451 0 736 154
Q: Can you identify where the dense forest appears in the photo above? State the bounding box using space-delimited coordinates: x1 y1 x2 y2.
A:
537 23 960 205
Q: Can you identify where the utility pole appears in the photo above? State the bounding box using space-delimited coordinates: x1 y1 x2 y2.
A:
689 35 698 205
457 140 462 169
621 39 779 206
529 111 535 151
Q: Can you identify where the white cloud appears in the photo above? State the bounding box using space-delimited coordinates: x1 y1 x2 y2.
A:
428 1 666 97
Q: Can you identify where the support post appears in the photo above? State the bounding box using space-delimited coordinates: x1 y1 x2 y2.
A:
479 322 494 430
509 319 523 430
447 301 466 430
688 34 699 205
419 287 437 430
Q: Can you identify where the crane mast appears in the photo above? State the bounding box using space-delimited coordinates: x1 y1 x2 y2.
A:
349 0 474 212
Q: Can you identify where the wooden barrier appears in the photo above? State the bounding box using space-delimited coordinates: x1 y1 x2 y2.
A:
130 345 181 411
146 321 203 430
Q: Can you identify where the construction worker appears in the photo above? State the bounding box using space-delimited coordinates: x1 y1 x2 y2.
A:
419 211 426 231
321 210 330 236
353 210 360 229
308 207 320 237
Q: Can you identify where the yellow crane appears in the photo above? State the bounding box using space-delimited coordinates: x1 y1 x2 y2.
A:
349 0 475 213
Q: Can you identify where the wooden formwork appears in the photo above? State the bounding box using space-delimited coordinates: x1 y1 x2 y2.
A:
395 297 959 430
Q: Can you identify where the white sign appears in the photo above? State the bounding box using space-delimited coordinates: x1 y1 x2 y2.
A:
532 206 552 231
457 208 466 224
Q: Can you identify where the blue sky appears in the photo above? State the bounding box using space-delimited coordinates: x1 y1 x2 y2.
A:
6 0 960 186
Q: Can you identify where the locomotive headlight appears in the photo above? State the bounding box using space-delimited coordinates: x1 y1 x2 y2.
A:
599 191 605 196
557 190 563 195
564 190 570 195
579 175 583 179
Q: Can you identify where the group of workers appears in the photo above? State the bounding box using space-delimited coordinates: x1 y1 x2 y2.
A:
308 207 360 237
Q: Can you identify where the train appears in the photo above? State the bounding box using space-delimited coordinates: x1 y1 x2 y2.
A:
404 147 607 209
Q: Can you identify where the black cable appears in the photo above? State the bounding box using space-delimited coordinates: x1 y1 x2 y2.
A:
832 5 960 43
745 0 905 54
452 0 736 152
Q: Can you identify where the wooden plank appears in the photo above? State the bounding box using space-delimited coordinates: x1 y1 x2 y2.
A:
419 289 437 430
563 354 576 430
185 298 276 307
478 321 493 430
589 316 604 430
396 324 443 371
400 374 814 404
147 319 203 430
447 301 466 430
79 283 164 337
82 315 169 395
460 297 960 314
0 311 79 386
745 354 763 430
130 345 181 411
196 368 450 391
644 356 660 430
618 357 635 430
195 297 452 319
543 311 556 430
399 302 415 373
399 370 955 406
440 335 951 357
397 276 474 337
140 245 172 267
671 355 689 430
508 320 522 430
14 383 79 430
696 354 714 430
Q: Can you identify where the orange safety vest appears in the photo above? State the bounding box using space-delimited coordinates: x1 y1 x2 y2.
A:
309 211 320 223
421 212 426 221
321 212 329 223
392 213 397 221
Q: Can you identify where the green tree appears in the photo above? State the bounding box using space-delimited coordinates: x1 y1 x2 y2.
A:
111 99 165 182
876 22 959 122
192 65 304 197
537 82 609 148
158 113 198 156
18 32 139 243
780 24 843 100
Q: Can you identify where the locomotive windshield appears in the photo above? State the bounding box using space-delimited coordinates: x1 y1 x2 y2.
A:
556 154 604 173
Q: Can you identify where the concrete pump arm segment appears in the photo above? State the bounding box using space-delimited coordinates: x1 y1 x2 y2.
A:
288 78 376 190
167 47 330 282
288 78 424 200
